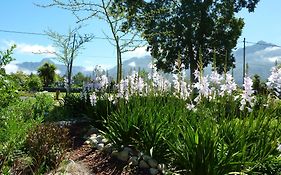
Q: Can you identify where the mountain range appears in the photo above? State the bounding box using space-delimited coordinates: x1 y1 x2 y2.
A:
6 41 280 84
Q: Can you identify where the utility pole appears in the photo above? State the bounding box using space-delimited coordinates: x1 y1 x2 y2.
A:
243 38 246 84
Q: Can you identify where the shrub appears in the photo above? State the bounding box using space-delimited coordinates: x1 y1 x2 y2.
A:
27 74 43 92
31 92 55 120
25 123 71 174
0 101 41 174
166 104 281 175
104 95 188 162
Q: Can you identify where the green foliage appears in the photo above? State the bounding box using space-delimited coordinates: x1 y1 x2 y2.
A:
27 74 43 92
0 75 19 108
9 71 29 91
0 45 19 108
37 62 57 87
31 92 55 120
72 72 90 88
0 44 16 70
101 92 281 174
25 123 71 174
252 74 268 95
115 1 260 82
104 95 188 162
0 101 42 174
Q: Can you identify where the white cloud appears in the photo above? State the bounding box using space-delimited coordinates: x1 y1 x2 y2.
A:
3 63 19 74
265 56 281 63
255 46 281 56
4 40 56 58
128 61 136 67
84 64 113 72
123 46 150 59
55 69 61 75
264 46 281 52
3 61 36 75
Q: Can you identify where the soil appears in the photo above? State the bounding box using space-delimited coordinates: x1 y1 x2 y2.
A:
65 121 151 175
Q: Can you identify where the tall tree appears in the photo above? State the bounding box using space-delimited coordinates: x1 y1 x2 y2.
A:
45 27 93 94
115 0 260 83
73 72 90 87
41 0 144 83
37 62 57 87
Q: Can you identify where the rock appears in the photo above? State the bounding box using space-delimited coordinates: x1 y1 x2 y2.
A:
101 138 108 143
96 143 104 150
104 143 113 153
96 135 103 143
89 133 97 140
117 150 129 161
149 168 159 175
142 155 151 161
123 147 133 154
84 140 91 145
128 156 139 166
139 160 150 169
90 138 99 145
55 161 91 175
111 150 119 157
147 158 158 168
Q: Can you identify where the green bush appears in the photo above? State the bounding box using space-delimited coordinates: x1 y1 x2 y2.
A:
27 74 43 92
0 75 19 108
31 92 55 120
25 123 71 174
0 101 41 174
104 95 188 162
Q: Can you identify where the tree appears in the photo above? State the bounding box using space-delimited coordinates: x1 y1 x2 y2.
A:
72 72 90 87
114 0 260 83
41 0 144 83
45 27 93 94
0 44 16 74
10 71 29 91
27 74 43 92
37 62 57 87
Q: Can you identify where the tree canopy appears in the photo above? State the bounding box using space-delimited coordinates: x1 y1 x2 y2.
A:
37 62 57 87
114 0 260 82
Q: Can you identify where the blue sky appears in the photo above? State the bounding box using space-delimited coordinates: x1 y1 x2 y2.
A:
0 0 281 72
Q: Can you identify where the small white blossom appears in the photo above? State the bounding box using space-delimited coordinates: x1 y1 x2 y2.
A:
239 76 255 111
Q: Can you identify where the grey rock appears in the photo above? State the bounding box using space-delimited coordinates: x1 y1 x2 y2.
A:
123 147 133 153
117 150 129 161
96 143 104 150
149 168 159 175
147 158 158 168
128 156 139 166
142 155 151 161
139 160 150 169
111 150 119 157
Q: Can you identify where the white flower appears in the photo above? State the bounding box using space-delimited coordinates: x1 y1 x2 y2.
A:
219 74 237 96
267 66 281 97
89 92 97 106
239 76 255 111
193 69 200 80
209 71 222 85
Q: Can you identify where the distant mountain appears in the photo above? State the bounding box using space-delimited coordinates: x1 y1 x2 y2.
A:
107 41 281 84
14 58 91 76
7 41 281 84
107 55 152 77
